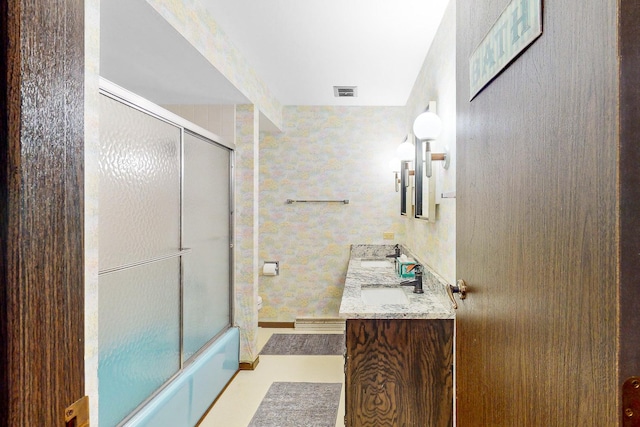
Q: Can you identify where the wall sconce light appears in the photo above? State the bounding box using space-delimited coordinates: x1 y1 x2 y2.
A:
396 135 415 161
413 101 449 177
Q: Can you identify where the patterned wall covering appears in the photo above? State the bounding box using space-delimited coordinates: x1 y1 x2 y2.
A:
144 0 283 130
404 0 457 284
162 104 235 145
84 0 100 424
235 105 260 362
258 106 407 322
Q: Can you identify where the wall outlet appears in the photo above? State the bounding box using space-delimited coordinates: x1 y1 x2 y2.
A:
383 232 394 240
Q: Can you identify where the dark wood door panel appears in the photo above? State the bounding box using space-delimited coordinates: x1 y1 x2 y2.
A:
456 0 619 425
1 0 85 424
619 0 640 397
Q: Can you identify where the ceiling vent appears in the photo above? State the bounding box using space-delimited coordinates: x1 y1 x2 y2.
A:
333 86 358 98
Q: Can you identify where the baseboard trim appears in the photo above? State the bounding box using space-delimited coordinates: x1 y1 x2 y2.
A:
239 356 260 371
295 317 346 331
258 321 296 329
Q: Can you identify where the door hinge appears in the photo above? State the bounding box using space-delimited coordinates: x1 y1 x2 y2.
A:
65 396 90 427
623 377 640 427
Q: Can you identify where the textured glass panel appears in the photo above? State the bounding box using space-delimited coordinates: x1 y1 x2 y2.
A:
182 132 231 360
98 259 181 427
98 95 181 271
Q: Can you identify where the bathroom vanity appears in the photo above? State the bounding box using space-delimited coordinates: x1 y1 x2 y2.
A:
339 245 455 427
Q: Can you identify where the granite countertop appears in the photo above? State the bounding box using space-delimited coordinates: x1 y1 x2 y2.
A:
339 245 455 320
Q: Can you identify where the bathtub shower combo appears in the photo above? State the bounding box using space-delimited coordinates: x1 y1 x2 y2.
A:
98 79 238 426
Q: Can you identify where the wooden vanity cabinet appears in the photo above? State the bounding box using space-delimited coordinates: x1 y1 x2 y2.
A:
344 318 454 427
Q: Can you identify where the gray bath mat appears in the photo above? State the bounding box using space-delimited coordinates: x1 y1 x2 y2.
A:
260 333 344 355
248 382 342 427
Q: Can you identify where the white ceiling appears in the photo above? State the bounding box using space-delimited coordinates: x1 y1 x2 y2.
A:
101 0 449 108
201 0 450 106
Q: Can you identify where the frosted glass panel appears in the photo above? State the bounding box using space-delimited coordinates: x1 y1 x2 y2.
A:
98 259 181 427
98 87 235 424
98 95 181 271
182 132 231 360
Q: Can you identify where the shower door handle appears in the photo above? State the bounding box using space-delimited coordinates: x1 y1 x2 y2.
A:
99 248 192 276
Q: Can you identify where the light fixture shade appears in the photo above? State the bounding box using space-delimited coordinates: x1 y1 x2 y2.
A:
396 140 415 161
413 111 443 140
388 157 401 172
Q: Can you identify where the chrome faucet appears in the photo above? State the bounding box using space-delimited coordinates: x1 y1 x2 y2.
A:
400 264 424 294
386 244 401 258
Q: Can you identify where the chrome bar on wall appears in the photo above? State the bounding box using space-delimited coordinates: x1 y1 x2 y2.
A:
286 199 349 204
98 249 192 276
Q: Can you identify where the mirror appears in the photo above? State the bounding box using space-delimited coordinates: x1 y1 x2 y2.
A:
400 160 414 216
414 136 437 222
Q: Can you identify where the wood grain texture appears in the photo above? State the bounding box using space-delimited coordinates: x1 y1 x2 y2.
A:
456 0 618 425
1 0 85 425
619 0 640 412
345 319 453 427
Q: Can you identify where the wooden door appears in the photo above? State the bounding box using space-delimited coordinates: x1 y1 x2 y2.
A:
618 1 640 422
1 1 85 425
455 0 627 425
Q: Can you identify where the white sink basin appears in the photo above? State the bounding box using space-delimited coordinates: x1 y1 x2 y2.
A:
361 287 409 305
360 260 392 268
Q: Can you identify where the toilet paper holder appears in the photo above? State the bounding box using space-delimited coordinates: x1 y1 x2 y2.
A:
263 261 279 276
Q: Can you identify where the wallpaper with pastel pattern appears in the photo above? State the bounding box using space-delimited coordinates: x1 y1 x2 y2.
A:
234 105 260 361
85 1 100 424
258 106 407 322
404 0 457 285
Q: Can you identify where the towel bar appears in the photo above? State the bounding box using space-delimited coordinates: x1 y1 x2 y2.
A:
286 199 349 204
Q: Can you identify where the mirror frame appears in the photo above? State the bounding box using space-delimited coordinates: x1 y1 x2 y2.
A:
414 136 437 222
400 160 411 216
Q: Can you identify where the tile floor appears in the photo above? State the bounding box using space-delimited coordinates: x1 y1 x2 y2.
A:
198 328 346 427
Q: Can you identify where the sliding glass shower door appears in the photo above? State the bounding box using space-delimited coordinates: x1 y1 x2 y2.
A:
182 131 232 361
98 87 233 426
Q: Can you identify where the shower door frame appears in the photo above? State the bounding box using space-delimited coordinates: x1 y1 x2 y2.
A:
98 78 236 423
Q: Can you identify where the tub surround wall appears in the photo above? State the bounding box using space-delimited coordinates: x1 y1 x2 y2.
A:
404 0 457 284
258 106 407 322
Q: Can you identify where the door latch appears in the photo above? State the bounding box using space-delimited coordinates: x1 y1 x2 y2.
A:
623 377 640 426
447 279 468 309
65 396 89 427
